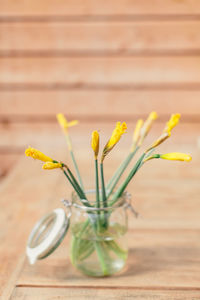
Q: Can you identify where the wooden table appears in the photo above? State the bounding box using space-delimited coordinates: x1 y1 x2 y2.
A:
1 141 200 300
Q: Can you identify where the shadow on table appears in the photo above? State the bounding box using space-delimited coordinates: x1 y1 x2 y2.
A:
121 247 159 277
21 243 199 283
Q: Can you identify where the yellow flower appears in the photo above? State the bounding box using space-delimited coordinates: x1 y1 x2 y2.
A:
138 111 158 145
56 113 78 130
149 111 158 121
106 122 127 149
146 113 181 152
164 113 181 135
133 119 144 144
25 147 53 162
160 152 192 162
56 113 78 151
101 122 127 162
42 162 63 169
147 132 169 151
91 130 99 159
144 152 192 162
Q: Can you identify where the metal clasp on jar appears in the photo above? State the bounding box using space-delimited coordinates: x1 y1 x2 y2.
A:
123 191 139 218
61 199 72 219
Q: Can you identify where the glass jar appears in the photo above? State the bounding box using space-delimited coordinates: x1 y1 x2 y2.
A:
69 190 129 277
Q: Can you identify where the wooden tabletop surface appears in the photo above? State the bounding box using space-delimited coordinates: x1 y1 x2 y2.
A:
1 138 200 300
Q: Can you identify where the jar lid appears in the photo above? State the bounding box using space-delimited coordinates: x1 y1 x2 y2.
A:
26 208 69 265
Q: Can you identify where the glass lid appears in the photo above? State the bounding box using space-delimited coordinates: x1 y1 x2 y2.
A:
26 208 69 265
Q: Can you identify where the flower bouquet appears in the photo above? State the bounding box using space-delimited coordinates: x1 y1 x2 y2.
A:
25 112 191 277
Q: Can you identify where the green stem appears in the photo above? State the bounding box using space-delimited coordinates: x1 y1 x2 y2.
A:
111 153 146 204
95 159 101 230
79 243 95 261
71 221 109 275
78 240 93 256
94 242 109 275
70 236 78 265
107 147 139 198
64 132 84 190
77 219 90 238
105 240 127 260
66 167 87 202
100 163 107 208
106 168 119 191
63 169 91 208
100 163 108 228
95 159 100 209
62 169 82 198
139 149 155 169
106 153 132 190
70 150 84 191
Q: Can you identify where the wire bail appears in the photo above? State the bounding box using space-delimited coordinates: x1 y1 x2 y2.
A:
61 199 72 219
124 191 139 218
61 192 138 217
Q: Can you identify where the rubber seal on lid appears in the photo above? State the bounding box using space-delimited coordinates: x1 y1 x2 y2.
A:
26 208 69 265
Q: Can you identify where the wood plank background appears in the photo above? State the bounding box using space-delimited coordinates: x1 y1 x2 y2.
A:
0 0 199 176
1 0 200 17
1 22 200 54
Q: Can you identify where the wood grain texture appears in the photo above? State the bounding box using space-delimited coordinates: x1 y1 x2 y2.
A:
10 286 200 300
0 90 200 119
0 157 71 298
9 155 200 289
0 122 198 158
17 228 200 288
1 0 200 17
1 57 200 85
0 153 20 177
1 149 199 298
1 22 200 53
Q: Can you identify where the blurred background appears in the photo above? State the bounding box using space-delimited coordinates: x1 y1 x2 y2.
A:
0 0 200 180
